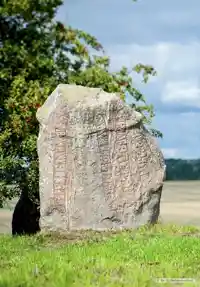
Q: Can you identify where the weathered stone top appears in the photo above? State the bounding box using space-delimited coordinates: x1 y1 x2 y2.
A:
36 84 143 131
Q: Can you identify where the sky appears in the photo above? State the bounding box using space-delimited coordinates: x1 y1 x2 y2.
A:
57 0 200 159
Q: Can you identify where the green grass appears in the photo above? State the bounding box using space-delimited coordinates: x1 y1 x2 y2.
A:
0 223 200 287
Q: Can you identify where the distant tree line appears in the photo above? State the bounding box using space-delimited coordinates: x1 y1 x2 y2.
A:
165 159 200 180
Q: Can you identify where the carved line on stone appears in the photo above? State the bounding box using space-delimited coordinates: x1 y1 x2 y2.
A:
96 110 113 204
132 130 149 205
52 107 67 222
132 130 148 176
64 108 75 229
140 128 158 169
144 128 165 170
109 100 123 208
113 100 138 211
130 126 163 205
117 111 133 198
137 128 160 182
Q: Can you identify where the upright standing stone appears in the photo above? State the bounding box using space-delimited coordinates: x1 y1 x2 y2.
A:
36 84 165 232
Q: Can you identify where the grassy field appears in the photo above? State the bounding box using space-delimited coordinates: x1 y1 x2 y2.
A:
1 181 200 286
0 223 200 286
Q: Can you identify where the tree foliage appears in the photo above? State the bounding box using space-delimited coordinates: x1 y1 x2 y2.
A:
0 0 161 207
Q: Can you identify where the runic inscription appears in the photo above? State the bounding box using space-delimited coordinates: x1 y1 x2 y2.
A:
37 84 165 232
52 109 67 211
94 107 113 202
112 103 136 200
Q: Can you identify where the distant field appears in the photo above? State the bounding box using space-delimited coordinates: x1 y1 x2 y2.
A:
0 181 200 234
160 180 200 227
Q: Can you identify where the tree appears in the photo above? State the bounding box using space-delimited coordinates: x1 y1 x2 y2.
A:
0 0 161 208
165 159 200 180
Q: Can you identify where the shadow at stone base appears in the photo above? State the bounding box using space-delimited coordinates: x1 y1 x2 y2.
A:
12 190 40 236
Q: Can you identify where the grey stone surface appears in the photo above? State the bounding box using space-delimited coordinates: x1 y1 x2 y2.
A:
36 84 166 232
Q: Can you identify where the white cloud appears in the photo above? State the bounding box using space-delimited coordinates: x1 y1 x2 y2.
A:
107 42 172 78
162 148 178 158
107 41 200 106
162 80 200 107
108 41 200 80
161 147 198 159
